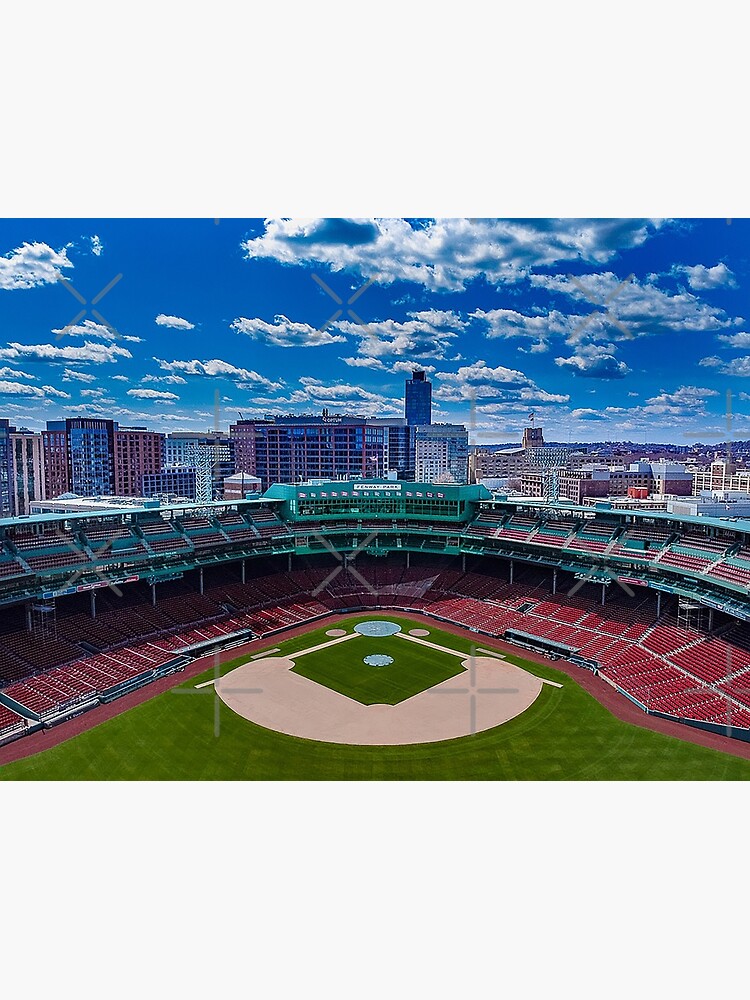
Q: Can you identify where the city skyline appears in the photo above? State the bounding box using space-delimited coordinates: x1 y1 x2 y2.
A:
1 218 748 445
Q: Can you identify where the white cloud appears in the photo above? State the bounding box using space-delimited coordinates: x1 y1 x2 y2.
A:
391 360 437 374
335 309 464 360
155 314 195 331
555 344 631 379
242 218 667 292
675 262 737 290
0 241 73 290
295 377 403 415
571 408 609 421
153 357 283 390
80 388 107 398
434 359 569 405
127 388 180 401
0 342 132 364
90 235 103 257
342 356 385 369
231 315 346 347
62 368 97 383
716 331 750 348
142 374 188 385
0 366 35 380
472 307 579 349
51 318 141 343
641 385 718 415
700 355 750 376
531 271 740 343
340 357 437 373
111 375 129 382
43 384 74 399
0 380 71 399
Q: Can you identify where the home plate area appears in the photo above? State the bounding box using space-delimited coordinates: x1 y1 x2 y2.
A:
215 621 544 746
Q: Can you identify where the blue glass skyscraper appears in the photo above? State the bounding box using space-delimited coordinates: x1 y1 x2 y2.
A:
405 370 432 426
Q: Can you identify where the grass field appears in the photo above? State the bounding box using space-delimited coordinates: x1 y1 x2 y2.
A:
2 614 750 780
290 630 464 704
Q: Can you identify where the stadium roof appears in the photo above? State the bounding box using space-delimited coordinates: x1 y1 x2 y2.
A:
488 496 750 536
0 495 281 529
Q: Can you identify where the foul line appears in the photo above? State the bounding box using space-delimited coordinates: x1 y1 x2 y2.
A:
289 632 360 658
395 632 468 658
397 633 563 687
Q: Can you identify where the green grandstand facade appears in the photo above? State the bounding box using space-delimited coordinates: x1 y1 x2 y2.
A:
1 479 750 621
264 480 491 522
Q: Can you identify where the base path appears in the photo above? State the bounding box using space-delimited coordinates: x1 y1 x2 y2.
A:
6 610 750 764
216 645 542 746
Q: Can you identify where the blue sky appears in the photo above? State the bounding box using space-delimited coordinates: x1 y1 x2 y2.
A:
0 217 748 444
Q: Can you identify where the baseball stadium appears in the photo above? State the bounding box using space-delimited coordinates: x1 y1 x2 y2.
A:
3 478 750 779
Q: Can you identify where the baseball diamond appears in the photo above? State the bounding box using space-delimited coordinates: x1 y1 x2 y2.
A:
3 482 750 778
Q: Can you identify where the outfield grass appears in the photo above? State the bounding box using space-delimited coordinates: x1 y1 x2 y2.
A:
2 614 750 780
290 630 464 704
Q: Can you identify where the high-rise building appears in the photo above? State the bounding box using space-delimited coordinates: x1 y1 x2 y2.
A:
141 467 197 500
230 414 388 490
0 418 15 517
113 426 165 495
42 420 69 499
414 424 469 484
405 370 432 426
43 418 117 498
8 429 46 515
366 418 412 479
230 420 259 476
